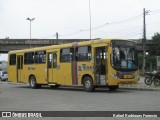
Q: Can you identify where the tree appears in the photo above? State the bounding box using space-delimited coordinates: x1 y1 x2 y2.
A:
150 32 160 56
145 55 156 72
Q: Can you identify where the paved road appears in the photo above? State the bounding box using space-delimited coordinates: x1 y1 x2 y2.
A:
0 82 160 111
0 82 160 120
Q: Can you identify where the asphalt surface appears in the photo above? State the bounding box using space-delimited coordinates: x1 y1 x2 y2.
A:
0 80 160 120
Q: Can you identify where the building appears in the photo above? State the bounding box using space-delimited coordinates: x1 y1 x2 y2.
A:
0 61 8 70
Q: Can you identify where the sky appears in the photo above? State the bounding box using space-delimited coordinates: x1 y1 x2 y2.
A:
0 0 160 61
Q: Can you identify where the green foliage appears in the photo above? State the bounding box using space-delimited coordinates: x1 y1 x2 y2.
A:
145 55 156 63
138 52 143 69
138 33 160 73
150 32 160 56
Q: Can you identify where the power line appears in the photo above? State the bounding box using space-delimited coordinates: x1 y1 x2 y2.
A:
108 15 142 25
38 9 160 39
114 31 141 38
81 14 142 31
150 9 160 13
77 9 160 35
95 25 142 35
149 11 160 16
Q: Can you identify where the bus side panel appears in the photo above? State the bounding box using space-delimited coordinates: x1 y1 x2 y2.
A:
58 63 71 85
77 62 94 86
22 64 47 84
108 67 119 85
22 65 27 83
8 65 17 83
23 64 35 83
35 64 47 84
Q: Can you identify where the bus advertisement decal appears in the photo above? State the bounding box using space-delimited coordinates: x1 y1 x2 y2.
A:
78 64 93 71
28 67 36 70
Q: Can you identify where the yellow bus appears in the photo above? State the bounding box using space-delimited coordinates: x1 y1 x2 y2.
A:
8 39 139 92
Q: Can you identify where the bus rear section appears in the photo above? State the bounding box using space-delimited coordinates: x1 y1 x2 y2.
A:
8 50 48 87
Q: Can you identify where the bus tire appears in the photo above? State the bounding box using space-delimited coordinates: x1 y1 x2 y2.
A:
29 76 38 89
108 85 119 91
83 77 95 92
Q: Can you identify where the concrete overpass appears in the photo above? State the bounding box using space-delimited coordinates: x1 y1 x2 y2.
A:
134 39 154 51
0 39 89 53
0 39 153 53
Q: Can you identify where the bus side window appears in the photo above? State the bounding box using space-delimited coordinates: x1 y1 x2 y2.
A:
35 51 46 64
53 53 57 68
24 52 34 64
76 46 91 61
60 48 74 62
48 53 53 68
9 54 16 65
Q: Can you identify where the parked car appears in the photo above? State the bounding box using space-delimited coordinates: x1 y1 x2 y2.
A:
0 71 8 81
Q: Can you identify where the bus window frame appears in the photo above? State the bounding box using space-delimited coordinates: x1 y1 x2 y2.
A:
75 46 92 62
35 51 46 64
60 48 74 63
9 54 16 65
24 52 35 65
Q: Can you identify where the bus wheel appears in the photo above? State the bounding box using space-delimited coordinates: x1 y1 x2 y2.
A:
108 85 119 91
83 77 95 92
29 76 38 89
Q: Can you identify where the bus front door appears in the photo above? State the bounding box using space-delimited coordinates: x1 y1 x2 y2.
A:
47 52 58 84
17 56 23 82
95 47 107 85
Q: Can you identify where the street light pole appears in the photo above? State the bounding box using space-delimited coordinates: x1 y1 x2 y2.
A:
26 17 35 48
89 0 91 40
29 20 31 39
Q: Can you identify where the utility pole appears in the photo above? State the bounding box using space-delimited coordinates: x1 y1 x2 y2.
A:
56 32 58 39
142 8 146 74
142 8 150 74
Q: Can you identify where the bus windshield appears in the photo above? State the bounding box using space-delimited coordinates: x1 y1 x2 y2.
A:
111 40 138 71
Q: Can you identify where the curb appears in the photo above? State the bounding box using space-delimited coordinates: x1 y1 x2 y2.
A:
0 81 27 85
119 84 160 91
119 80 160 91
1 81 160 91
119 86 160 91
